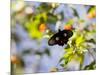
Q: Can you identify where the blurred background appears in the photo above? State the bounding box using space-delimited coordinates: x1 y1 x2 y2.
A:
11 0 96 74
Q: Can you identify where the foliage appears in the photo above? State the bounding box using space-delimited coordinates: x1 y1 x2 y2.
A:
11 1 96 73
59 26 96 70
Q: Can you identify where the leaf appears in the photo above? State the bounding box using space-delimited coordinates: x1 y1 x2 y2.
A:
65 47 73 52
66 19 74 25
35 52 43 56
29 29 42 39
38 3 52 12
42 12 48 22
60 64 65 67
86 39 96 44
83 61 96 70
88 6 95 13
47 13 57 24
59 57 64 63
76 35 85 47
65 44 70 49
77 54 84 65
45 49 51 56
72 8 79 18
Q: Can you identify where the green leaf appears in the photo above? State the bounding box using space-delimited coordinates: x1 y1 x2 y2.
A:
45 49 51 56
59 57 64 63
76 35 85 47
88 6 95 13
83 61 96 70
60 64 65 67
47 13 57 24
72 8 79 18
38 3 52 12
66 19 74 25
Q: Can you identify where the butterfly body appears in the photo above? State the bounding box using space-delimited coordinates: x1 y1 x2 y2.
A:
48 29 73 46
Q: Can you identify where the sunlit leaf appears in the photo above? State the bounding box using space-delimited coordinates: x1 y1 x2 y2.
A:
76 35 85 47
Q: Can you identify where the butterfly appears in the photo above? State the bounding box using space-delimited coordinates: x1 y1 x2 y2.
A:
48 29 73 46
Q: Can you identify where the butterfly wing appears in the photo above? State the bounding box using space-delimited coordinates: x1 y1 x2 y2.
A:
48 37 56 46
48 30 73 46
62 30 73 38
48 32 61 46
61 30 73 44
48 35 57 46
67 30 73 38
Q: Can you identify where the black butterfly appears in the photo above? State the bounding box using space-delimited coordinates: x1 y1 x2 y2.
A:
48 29 73 46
